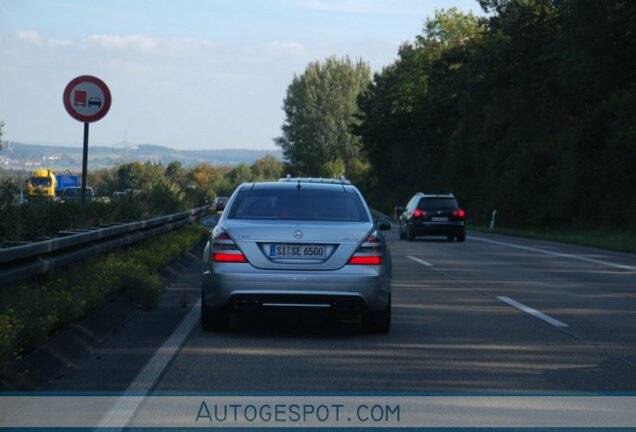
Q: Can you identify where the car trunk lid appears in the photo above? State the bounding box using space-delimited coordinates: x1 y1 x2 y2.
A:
223 220 372 270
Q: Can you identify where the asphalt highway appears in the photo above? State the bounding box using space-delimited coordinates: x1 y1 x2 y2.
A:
49 229 636 393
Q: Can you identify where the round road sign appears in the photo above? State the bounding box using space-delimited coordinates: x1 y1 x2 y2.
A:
63 75 111 123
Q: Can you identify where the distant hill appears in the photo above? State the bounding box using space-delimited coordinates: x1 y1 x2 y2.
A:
0 142 283 171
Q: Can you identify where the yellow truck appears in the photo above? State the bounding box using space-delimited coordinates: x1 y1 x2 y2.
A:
26 168 58 198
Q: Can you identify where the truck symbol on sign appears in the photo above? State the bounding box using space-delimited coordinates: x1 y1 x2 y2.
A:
73 90 87 107
88 97 102 108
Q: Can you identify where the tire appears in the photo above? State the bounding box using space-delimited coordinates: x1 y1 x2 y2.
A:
363 296 391 334
201 298 230 331
457 233 466 242
446 234 455 242
399 223 406 240
406 224 416 241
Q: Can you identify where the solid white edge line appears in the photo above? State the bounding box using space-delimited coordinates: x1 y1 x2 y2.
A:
497 296 569 328
96 299 202 429
406 255 434 267
469 236 636 271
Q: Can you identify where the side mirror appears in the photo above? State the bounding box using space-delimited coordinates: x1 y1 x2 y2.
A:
376 219 392 231
201 215 219 228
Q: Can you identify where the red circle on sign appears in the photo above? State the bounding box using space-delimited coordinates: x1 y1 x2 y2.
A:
63 75 112 123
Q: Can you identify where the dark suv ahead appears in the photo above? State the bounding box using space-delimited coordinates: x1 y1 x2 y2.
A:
399 193 465 242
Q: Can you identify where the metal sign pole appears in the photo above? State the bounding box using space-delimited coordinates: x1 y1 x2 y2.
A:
80 122 89 228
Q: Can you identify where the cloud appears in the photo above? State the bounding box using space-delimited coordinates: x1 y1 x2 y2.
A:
16 30 72 48
264 42 306 58
85 34 217 59
47 39 73 47
13 28 304 64
88 34 159 54
16 29 43 45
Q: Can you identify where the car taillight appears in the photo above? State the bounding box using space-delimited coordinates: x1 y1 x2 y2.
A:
413 209 423 218
451 209 465 218
361 234 382 247
348 256 382 265
211 229 247 263
347 232 383 265
213 252 247 263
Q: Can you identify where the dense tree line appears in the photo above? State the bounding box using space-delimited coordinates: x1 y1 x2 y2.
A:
88 154 283 206
0 155 283 242
355 0 636 231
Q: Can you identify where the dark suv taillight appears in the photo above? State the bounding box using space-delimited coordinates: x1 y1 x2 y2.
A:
413 209 427 218
453 209 465 218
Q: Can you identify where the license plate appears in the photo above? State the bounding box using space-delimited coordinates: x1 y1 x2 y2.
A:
431 217 448 222
270 244 326 259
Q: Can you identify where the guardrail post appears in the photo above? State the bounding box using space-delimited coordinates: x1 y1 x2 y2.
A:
490 209 497 230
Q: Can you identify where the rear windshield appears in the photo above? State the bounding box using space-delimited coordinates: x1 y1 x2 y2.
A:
228 188 369 222
418 197 459 210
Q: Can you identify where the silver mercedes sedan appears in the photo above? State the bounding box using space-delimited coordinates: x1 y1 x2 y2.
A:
200 177 392 333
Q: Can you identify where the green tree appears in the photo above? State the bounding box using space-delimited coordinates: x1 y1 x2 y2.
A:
418 7 483 54
322 159 346 178
185 163 230 203
143 177 186 215
227 163 253 187
89 168 117 196
114 162 165 191
356 9 481 210
275 56 371 176
358 0 636 231
251 155 283 180
165 161 183 181
0 179 20 241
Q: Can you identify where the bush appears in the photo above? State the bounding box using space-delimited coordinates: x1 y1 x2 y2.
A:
96 258 165 310
143 179 186 215
123 271 164 310
0 224 207 371
0 312 22 372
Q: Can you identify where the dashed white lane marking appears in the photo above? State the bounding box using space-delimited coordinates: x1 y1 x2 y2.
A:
469 236 636 271
406 255 434 267
497 296 569 328
96 299 201 429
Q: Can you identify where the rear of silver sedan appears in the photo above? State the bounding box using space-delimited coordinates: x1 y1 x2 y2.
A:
201 180 392 333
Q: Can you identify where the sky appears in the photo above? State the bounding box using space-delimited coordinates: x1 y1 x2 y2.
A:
0 0 482 151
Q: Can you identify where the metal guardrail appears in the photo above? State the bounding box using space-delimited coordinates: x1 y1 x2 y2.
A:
371 209 393 222
0 206 208 286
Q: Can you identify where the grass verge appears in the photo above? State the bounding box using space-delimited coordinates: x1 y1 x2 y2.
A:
0 223 208 372
472 226 636 254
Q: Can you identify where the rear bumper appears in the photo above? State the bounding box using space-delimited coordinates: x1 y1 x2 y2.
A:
413 221 464 236
202 264 390 313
